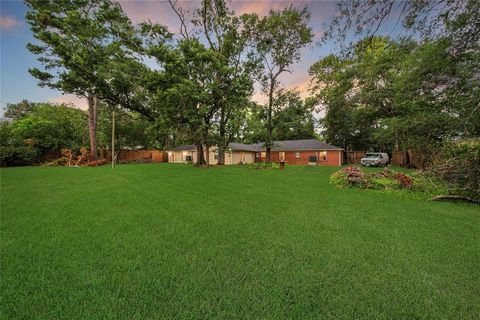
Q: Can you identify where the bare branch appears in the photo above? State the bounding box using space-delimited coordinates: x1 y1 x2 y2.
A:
167 0 190 40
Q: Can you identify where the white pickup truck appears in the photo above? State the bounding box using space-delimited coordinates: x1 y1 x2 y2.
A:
360 152 389 167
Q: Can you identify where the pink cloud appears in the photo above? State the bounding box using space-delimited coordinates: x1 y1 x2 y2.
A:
119 0 198 35
119 1 311 34
118 1 320 105
233 1 310 16
0 16 20 30
49 95 88 110
251 73 312 105
233 1 286 16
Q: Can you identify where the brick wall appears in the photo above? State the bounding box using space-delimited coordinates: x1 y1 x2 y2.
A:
257 150 342 166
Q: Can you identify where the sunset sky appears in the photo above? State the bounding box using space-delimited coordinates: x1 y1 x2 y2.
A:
0 0 402 114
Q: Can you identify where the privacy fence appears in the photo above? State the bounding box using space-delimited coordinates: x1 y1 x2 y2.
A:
345 150 423 168
99 149 167 164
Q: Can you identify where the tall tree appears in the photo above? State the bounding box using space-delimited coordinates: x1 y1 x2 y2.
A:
324 0 480 50
271 90 316 141
310 36 471 166
25 0 136 159
11 103 88 152
323 0 480 142
246 6 313 162
3 100 36 120
143 34 218 165
309 54 355 150
168 0 257 165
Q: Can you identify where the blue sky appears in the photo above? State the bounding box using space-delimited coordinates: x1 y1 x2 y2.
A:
1 0 60 112
0 0 403 115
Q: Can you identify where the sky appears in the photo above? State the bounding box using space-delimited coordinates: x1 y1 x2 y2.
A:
0 0 402 115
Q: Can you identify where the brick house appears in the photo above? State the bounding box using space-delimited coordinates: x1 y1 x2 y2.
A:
253 139 343 166
167 139 343 166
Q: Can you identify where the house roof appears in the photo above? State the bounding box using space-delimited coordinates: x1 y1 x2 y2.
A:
167 143 257 152
166 144 196 152
227 143 259 152
270 139 342 151
166 139 342 152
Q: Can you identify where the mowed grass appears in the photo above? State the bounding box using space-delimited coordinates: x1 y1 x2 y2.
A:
1 164 479 319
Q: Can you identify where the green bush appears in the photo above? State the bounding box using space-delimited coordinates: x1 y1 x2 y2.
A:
0 146 38 166
330 166 370 188
424 140 480 199
248 162 282 170
410 174 448 197
330 167 440 197
329 165 466 200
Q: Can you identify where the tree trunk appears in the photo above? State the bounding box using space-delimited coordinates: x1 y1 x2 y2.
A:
266 78 275 163
401 134 409 167
432 195 480 204
196 143 205 165
87 92 98 160
217 111 226 165
204 143 210 167
217 144 225 165
203 126 210 168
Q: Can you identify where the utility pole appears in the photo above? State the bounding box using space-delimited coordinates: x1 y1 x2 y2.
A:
111 110 115 168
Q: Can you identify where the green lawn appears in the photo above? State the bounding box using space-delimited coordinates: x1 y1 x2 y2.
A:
1 164 479 319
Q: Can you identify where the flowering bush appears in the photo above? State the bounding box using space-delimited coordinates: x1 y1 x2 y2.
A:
330 166 370 188
330 166 414 191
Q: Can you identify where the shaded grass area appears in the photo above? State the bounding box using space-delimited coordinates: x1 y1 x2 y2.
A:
1 164 479 319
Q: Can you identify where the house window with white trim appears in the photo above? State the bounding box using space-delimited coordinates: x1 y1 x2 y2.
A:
295 152 300 159
319 151 327 161
279 152 285 161
261 152 266 158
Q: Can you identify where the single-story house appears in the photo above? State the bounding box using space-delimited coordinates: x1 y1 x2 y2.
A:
166 139 343 166
255 139 343 166
166 143 257 165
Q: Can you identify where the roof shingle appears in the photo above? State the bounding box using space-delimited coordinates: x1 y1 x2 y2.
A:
166 139 342 152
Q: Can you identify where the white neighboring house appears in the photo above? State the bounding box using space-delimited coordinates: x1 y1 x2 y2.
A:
166 143 256 165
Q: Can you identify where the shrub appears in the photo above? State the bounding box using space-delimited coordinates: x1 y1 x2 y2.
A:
410 173 448 197
0 146 38 166
330 166 369 188
248 162 281 170
331 166 416 191
424 140 480 199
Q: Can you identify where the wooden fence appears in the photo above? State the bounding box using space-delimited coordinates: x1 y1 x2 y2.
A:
345 151 366 164
346 149 424 168
391 150 424 168
99 149 167 163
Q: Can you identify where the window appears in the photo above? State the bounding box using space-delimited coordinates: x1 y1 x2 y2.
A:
256 152 261 158
279 152 285 161
214 150 219 160
261 152 266 158
295 152 300 159
319 151 327 161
